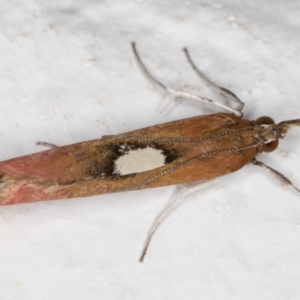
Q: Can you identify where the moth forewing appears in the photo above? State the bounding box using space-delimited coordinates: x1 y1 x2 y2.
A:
0 113 257 205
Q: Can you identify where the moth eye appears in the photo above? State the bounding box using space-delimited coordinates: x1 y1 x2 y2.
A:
255 116 275 125
256 117 279 152
261 140 279 153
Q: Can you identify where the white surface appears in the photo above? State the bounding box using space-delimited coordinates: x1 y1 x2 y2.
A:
0 1 300 299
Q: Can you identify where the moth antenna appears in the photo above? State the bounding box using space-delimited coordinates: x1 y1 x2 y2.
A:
251 158 300 193
183 47 244 113
139 178 219 262
131 42 242 117
36 142 59 149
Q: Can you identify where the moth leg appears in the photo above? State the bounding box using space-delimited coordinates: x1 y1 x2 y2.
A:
131 42 242 117
36 141 59 149
251 158 300 193
139 177 219 262
183 47 244 114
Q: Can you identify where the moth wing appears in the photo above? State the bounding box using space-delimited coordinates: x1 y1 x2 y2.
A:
0 113 256 204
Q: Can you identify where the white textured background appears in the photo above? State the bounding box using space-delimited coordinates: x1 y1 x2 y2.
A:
0 1 300 299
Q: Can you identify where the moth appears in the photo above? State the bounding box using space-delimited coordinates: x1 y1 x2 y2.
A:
0 43 299 261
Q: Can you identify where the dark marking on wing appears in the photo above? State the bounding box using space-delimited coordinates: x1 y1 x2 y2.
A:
84 140 182 179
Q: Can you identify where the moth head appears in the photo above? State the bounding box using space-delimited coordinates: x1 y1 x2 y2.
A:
255 116 300 153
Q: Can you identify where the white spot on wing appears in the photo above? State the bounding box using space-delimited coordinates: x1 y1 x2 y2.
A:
113 146 166 175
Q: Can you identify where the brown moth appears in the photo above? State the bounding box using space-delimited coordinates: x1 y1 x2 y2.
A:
0 43 299 261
